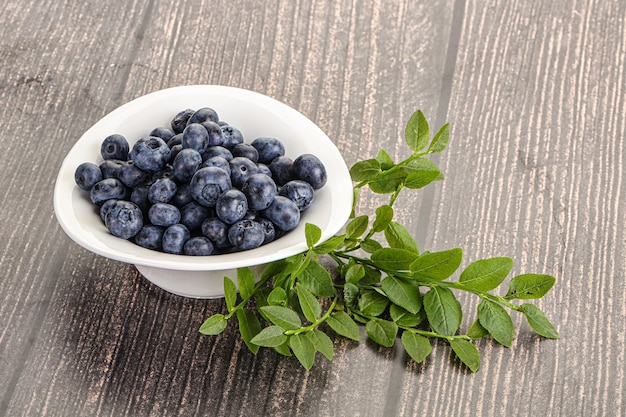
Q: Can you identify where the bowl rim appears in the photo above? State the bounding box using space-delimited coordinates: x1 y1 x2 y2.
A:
53 85 353 271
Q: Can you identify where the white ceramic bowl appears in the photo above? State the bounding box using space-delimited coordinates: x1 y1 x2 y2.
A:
54 85 353 298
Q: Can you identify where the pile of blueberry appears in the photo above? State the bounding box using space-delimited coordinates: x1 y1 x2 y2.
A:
74 107 327 256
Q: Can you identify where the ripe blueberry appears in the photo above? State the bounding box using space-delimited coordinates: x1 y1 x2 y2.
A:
104 200 143 239
75 162 102 191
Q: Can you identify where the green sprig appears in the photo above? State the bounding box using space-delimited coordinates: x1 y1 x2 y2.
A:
199 110 559 372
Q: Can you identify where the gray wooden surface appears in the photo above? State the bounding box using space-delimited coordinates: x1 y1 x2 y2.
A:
1 0 624 416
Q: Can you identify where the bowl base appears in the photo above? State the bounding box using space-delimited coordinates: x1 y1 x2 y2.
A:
134 264 263 299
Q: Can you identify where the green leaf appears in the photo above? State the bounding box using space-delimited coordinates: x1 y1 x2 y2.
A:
360 238 383 254
366 319 398 347
381 276 422 314
372 205 394 232
259 306 302 330
389 304 425 327
223 277 238 312
351 188 359 218
327 311 361 341
261 259 290 282
467 319 489 340
519 304 560 339
404 168 441 190
384 221 419 253
375 149 395 170
343 282 360 305
346 215 369 239
371 248 419 271
409 248 463 280
459 257 514 292
237 268 256 300
250 325 287 347
401 332 432 363
427 122 450 154
368 169 407 194
345 263 365 284
506 274 556 300
296 285 322 322
350 159 381 181
267 287 288 306
308 329 334 361
361 264 383 285
405 109 430 152
299 261 336 297
357 290 389 317
313 234 346 254
289 334 316 370
448 339 480 372
273 339 292 356
423 287 462 336
305 223 322 248
236 308 262 354
477 299 515 347
199 314 228 335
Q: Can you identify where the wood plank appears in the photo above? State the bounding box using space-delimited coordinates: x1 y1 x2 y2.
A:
397 1 626 416
0 0 453 416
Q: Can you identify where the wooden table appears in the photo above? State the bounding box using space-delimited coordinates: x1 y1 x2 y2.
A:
1 1 624 416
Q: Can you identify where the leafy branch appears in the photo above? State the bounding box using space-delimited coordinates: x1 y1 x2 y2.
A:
199 110 559 372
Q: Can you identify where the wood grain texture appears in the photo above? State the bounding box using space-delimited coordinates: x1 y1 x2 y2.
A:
0 0 624 416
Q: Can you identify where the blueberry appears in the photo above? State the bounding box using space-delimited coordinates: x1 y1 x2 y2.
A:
251 137 285 164
99 159 124 179
182 123 210 154
215 189 248 224
75 162 102 191
188 107 219 125
229 157 259 188
170 144 183 160
104 200 143 239
118 160 149 188
134 225 164 250
149 127 174 142
167 133 183 148
190 167 232 207
243 210 259 221
99 198 119 222
130 184 151 212
279 180 315 211
201 217 230 248
101 134 129 161
151 164 175 182
90 178 127 206
203 145 233 161
227 220 265 251
171 108 195 134
269 156 293 186
241 173 277 211
262 195 300 231
257 218 276 245
179 201 212 230
172 148 202 183
183 236 214 256
162 224 191 254
200 120 225 147
130 136 171 173
257 163 272 177
170 182 194 207
232 143 259 162
221 125 244 149
201 156 231 175
148 203 181 227
148 177 178 204
292 154 327 189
